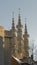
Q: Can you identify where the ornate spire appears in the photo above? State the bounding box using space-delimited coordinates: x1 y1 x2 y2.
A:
12 12 15 30
18 8 20 21
11 12 17 56
16 9 23 58
23 18 29 58
18 8 22 26
25 18 27 34
17 8 23 28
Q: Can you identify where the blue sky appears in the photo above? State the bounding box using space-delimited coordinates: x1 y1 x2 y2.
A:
0 0 37 47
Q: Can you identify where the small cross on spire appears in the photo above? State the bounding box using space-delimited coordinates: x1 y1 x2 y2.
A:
12 12 14 18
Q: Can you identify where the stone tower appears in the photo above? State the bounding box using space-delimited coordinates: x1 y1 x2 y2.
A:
23 19 29 58
16 9 23 58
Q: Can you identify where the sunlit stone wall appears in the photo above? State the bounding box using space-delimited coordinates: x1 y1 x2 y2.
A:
0 26 4 41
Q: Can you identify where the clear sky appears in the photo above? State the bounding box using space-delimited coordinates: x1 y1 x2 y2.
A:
0 0 37 57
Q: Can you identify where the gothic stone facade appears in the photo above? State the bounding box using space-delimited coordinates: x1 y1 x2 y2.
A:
0 13 29 65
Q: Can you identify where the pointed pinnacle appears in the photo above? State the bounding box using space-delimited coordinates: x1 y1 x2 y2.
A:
19 8 20 15
12 12 14 18
25 17 27 24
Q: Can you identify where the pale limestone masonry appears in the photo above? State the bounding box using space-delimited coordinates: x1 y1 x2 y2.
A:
0 26 4 41
0 13 29 65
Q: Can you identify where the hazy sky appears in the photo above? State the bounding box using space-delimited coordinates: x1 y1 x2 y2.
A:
0 0 37 47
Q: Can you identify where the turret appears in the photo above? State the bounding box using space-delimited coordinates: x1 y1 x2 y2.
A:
23 18 29 58
11 12 17 56
16 9 23 58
